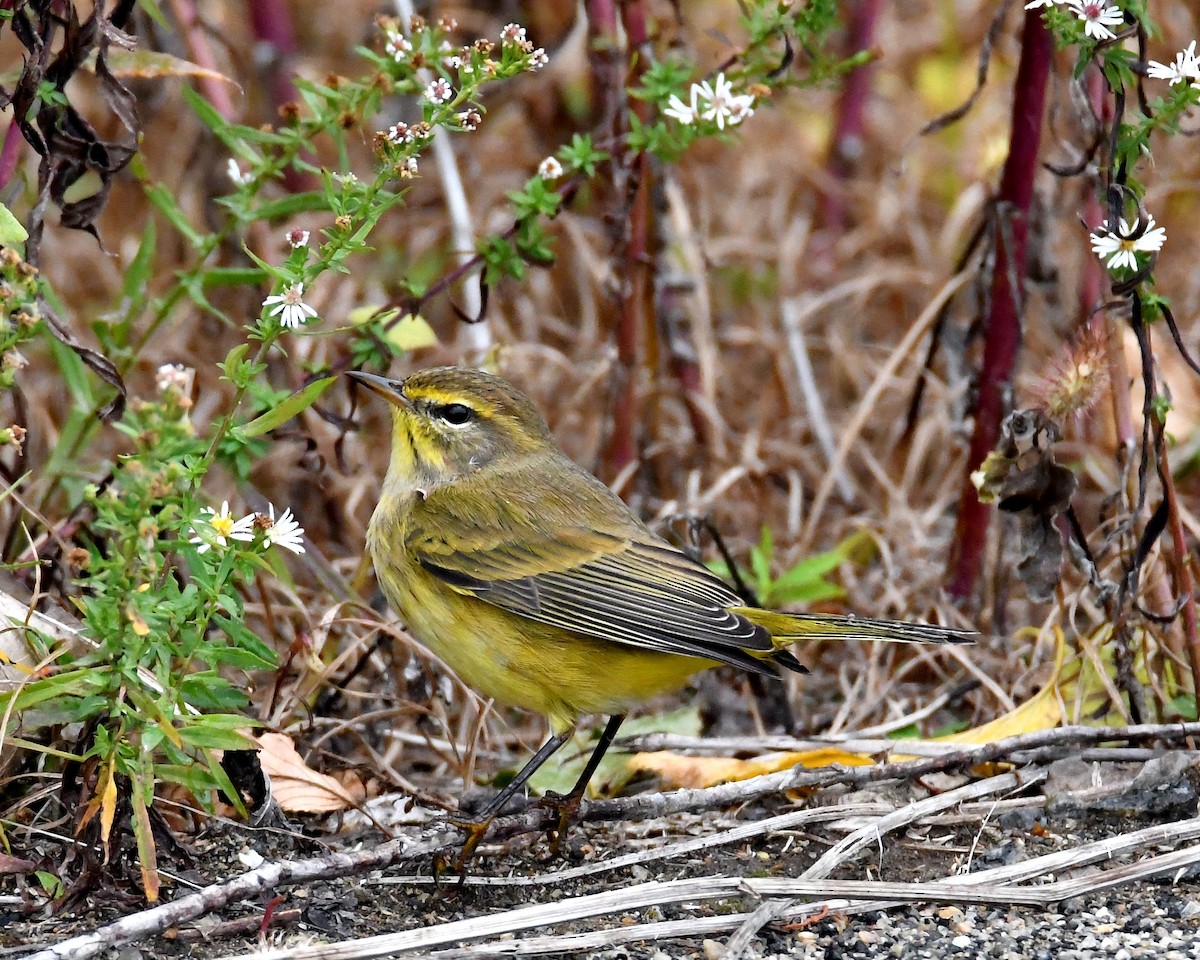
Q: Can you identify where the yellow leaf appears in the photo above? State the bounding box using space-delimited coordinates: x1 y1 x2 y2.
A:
628 747 873 789
387 313 438 352
99 759 118 848
935 628 1067 747
347 305 399 326
130 771 160 902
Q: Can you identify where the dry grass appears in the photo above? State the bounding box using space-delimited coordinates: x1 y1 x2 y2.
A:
7 0 1200 808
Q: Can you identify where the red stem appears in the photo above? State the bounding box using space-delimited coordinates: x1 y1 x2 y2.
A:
168 0 236 121
0 122 23 192
1160 443 1200 702
590 0 653 479
946 11 1053 601
821 0 882 234
247 0 311 193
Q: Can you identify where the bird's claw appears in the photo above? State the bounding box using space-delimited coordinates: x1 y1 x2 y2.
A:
535 790 583 857
436 811 494 883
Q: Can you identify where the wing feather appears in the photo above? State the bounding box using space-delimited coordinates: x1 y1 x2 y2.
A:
406 465 776 673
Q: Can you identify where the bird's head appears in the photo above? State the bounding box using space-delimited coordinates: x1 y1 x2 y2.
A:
348 366 556 486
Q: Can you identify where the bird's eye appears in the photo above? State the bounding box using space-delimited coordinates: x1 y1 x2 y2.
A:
436 402 474 426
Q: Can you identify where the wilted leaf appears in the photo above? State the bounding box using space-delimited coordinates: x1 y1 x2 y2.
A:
129 770 160 902
102 49 240 87
255 732 362 813
629 746 874 789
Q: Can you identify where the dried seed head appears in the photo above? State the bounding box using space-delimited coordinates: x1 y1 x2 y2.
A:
1034 325 1110 423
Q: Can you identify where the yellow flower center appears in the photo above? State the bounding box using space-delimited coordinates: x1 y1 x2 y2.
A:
211 516 234 537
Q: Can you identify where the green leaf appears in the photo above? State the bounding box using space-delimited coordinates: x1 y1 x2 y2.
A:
176 724 256 751
35 871 64 898
145 182 204 248
240 376 335 437
180 672 249 710
121 220 156 302
0 202 28 244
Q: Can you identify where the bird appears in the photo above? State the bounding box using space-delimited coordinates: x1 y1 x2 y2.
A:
349 366 968 860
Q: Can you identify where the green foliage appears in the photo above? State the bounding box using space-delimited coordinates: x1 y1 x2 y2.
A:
710 528 876 608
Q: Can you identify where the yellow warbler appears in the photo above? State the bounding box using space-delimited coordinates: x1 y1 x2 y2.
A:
350 366 967 856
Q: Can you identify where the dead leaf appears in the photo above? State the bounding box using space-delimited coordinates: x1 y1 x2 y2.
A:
628 747 873 790
255 733 362 813
101 49 240 86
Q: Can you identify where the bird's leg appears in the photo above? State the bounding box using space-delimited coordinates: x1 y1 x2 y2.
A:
539 714 626 856
442 728 573 874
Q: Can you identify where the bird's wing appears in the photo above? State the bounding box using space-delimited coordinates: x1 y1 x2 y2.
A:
405 469 778 674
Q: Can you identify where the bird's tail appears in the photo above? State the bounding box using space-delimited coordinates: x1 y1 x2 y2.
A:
735 608 971 646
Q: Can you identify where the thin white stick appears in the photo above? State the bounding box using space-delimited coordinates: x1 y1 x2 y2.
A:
780 298 854 502
208 844 1200 960
392 0 489 357
373 802 894 888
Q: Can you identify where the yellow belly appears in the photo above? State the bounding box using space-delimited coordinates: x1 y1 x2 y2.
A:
368 524 708 733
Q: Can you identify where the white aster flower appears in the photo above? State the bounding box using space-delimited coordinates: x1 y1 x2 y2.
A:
528 48 548 71
456 110 482 131
1147 41 1200 85
386 122 412 144
1089 215 1166 271
1024 0 1060 7
332 172 359 185
537 156 563 180
190 501 255 554
263 283 319 330
1067 0 1123 41
155 363 192 396
500 23 527 45
262 504 306 555
385 32 411 61
662 91 697 124
696 73 755 130
424 78 453 104
285 228 309 249
226 158 252 186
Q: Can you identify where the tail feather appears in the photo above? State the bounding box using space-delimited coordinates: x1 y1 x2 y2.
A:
735 608 972 646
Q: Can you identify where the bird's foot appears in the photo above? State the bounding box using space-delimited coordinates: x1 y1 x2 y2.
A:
434 811 495 885
535 790 583 857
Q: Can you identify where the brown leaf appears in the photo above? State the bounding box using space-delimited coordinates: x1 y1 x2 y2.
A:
254 733 362 813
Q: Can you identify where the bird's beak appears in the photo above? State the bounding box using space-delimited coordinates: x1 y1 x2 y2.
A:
346 371 411 408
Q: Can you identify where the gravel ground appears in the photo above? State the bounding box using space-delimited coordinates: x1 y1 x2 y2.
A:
8 757 1200 958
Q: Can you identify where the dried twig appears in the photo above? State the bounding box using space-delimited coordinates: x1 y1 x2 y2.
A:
780 297 855 501
25 723 1200 960
206 843 1200 960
